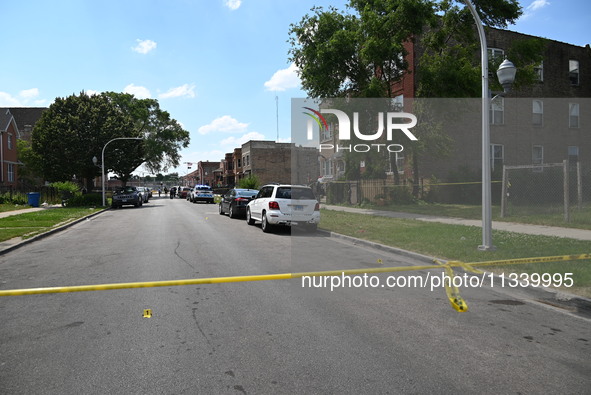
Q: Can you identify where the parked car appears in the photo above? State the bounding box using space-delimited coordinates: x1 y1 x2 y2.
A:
136 186 150 203
111 186 143 208
178 187 191 199
219 188 259 218
190 185 214 203
246 184 320 232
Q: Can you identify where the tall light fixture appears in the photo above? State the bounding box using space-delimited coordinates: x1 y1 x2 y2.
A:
464 1 516 250
98 137 143 207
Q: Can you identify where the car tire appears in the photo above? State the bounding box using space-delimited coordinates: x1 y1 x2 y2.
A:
229 205 235 219
261 212 273 233
246 208 255 225
219 203 224 215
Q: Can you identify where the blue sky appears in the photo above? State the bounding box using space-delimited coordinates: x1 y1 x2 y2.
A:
1 0 589 176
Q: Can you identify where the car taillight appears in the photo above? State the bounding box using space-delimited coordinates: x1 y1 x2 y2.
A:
235 197 248 202
269 201 280 210
314 202 320 211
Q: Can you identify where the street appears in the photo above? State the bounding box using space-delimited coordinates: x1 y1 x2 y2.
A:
1 196 590 394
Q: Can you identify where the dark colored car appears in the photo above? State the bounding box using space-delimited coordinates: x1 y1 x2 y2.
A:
219 188 259 218
111 186 143 208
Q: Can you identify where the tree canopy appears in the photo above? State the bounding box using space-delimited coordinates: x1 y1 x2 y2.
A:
30 92 190 187
288 0 543 187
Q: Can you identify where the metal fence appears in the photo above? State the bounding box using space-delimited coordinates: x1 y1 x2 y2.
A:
322 161 590 226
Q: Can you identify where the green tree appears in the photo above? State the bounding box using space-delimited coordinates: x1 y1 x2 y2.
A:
32 92 132 190
32 92 190 188
289 0 536 192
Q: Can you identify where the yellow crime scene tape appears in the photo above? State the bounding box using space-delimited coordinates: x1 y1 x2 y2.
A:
0 254 588 312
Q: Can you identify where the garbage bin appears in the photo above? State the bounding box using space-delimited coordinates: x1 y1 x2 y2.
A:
27 192 41 207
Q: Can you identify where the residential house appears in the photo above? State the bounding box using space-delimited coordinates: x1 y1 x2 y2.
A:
0 110 20 188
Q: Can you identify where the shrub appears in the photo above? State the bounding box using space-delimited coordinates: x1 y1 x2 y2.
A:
65 193 103 207
239 175 260 190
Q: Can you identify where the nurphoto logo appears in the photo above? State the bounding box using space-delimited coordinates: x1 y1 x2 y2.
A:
302 106 418 153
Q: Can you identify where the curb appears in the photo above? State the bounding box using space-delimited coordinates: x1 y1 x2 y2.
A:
319 229 591 319
318 229 435 264
0 208 109 256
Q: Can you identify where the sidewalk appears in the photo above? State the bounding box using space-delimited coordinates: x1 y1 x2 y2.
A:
323 205 591 241
0 206 53 219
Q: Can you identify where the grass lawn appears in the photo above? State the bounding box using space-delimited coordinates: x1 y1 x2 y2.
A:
0 207 103 242
335 202 591 230
320 209 591 297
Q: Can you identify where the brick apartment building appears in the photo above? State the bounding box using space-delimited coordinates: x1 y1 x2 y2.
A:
317 27 590 184
197 160 221 187
239 140 318 186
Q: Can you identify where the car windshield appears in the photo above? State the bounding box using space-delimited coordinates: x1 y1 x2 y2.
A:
236 190 258 197
115 187 137 194
276 187 315 200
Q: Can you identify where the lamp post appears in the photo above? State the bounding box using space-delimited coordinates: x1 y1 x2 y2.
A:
97 137 143 207
464 0 516 251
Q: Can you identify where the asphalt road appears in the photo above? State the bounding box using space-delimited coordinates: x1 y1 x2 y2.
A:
0 196 590 394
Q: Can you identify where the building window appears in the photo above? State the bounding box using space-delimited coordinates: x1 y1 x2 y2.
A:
7 163 14 182
7 134 13 150
490 144 504 171
395 152 404 173
532 100 543 125
569 103 580 128
569 60 579 85
246 155 250 166
568 146 579 165
532 145 544 172
488 48 504 64
490 97 504 125
534 61 544 82
237 158 241 168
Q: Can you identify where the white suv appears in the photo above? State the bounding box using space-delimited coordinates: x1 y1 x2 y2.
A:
246 184 320 232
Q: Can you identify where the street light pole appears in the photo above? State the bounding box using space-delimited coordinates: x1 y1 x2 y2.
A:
100 137 143 207
464 1 516 251
464 0 494 251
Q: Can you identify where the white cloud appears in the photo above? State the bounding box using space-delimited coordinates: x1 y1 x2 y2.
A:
522 0 550 19
132 39 157 54
159 84 196 99
225 0 241 11
220 131 266 146
0 92 22 106
277 137 291 143
527 0 550 11
264 63 300 91
198 115 249 135
84 90 100 96
0 89 46 106
123 83 152 99
19 88 39 99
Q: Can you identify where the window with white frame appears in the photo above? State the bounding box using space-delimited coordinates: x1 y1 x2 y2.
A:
7 134 13 150
532 100 543 125
534 61 544 82
490 97 504 125
532 145 543 171
8 163 14 182
569 60 579 85
395 152 404 173
569 103 580 128
488 48 504 64
490 144 504 171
